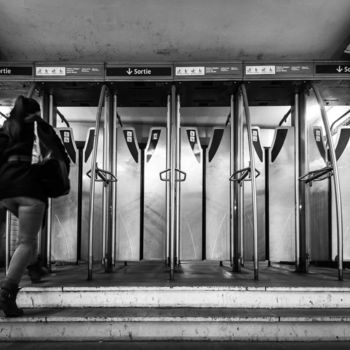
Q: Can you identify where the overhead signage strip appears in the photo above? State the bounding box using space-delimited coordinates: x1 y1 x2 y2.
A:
0 64 33 80
35 63 104 81
244 62 313 80
0 61 350 82
315 62 350 77
106 65 173 80
174 63 242 80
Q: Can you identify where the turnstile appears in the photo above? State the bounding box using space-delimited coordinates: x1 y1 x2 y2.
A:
243 127 265 261
269 127 295 263
115 127 141 261
82 127 104 261
144 127 167 260
51 127 79 262
333 126 350 261
179 127 203 261
206 127 230 261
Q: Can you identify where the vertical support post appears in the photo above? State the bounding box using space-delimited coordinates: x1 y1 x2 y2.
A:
298 87 309 272
111 92 118 265
102 93 108 267
169 85 177 281
166 94 171 266
293 88 301 271
233 92 244 270
46 92 56 272
26 82 37 99
175 94 181 267
103 90 114 272
311 83 343 281
240 84 259 280
230 94 238 270
88 85 107 281
5 210 11 274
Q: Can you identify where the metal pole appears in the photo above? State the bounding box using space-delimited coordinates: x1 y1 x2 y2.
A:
111 93 118 265
175 94 181 267
233 92 243 271
169 85 176 281
239 94 245 265
26 82 37 98
240 84 259 280
166 94 171 265
294 89 301 271
229 94 235 267
311 83 343 281
46 92 55 272
88 85 107 280
5 210 11 274
102 93 109 268
104 91 114 272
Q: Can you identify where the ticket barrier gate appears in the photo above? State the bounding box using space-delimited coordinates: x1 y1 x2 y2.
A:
242 127 265 262
51 127 79 263
298 83 343 280
206 127 230 261
82 127 104 261
268 127 296 263
115 126 167 262
332 126 350 262
179 127 203 261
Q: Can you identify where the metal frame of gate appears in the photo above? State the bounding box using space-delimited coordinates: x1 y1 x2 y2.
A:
1 61 347 283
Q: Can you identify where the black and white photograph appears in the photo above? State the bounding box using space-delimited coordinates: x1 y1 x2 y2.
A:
0 1 350 349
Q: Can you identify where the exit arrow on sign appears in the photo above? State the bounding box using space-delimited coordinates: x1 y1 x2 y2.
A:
315 64 350 74
336 66 343 73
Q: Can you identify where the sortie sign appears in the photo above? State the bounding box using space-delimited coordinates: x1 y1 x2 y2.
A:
106 66 172 77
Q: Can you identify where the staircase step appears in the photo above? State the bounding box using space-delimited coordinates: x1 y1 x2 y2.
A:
17 285 350 309
1 307 350 341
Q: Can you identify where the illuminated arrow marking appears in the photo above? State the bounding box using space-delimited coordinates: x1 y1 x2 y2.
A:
336 66 343 73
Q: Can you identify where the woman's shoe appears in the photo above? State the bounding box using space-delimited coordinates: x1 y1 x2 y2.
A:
27 261 47 283
0 283 23 317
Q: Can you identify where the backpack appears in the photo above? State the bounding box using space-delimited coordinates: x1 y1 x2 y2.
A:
32 120 71 198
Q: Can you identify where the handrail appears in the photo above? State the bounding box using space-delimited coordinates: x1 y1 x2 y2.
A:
330 109 350 135
159 168 187 182
230 166 261 185
299 166 333 185
57 109 70 128
86 165 118 186
278 108 292 127
0 111 8 120
240 84 259 280
26 82 37 98
87 84 107 280
310 83 343 281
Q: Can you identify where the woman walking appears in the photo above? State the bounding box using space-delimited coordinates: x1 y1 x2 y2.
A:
0 95 69 317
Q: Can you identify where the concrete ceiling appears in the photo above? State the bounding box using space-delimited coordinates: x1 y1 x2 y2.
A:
1 0 350 63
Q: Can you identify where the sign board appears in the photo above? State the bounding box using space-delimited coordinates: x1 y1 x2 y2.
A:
315 62 350 78
0 63 33 81
35 63 104 81
174 63 242 80
244 62 313 80
106 65 173 80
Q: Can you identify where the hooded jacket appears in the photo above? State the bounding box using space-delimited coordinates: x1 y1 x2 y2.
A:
0 118 69 203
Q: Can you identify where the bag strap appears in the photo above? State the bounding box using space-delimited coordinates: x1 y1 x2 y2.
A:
31 121 43 164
